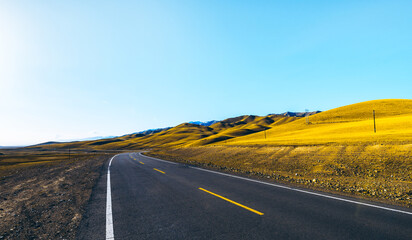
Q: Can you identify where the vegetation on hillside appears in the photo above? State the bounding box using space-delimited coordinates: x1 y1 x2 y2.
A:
30 99 412 150
29 114 300 150
26 99 412 207
228 99 412 146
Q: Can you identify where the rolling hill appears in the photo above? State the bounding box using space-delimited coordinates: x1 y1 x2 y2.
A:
28 115 300 150
228 99 412 145
27 99 412 150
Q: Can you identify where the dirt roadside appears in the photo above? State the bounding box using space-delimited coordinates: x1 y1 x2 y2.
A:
0 151 112 239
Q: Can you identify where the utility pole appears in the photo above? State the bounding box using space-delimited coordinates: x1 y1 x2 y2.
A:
305 109 309 124
373 110 376 133
264 130 266 139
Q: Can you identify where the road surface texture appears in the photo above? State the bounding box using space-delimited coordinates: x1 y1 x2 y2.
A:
77 153 412 240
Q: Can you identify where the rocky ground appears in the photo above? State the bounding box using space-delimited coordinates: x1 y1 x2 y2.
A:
0 151 111 239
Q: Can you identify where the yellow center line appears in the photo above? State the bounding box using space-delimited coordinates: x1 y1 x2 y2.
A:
153 168 165 174
139 161 144 165
198 187 264 216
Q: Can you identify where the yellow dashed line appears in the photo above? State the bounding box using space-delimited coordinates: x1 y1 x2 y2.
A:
153 168 165 174
199 187 264 215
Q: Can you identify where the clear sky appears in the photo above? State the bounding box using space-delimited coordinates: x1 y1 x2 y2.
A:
1 0 411 146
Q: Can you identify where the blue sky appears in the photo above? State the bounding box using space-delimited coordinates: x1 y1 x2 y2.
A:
1 0 411 145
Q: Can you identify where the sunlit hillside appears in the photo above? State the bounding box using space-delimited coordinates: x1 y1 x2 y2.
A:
227 99 412 146
28 99 412 150
30 115 298 150
113 123 216 149
187 115 297 146
92 115 298 149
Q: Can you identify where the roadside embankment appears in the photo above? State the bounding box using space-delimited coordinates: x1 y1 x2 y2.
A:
147 144 412 207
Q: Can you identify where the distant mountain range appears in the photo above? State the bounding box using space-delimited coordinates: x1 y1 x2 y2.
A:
75 136 118 141
0 146 23 149
30 136 117 147
130 121 218 137
188 120 219 126
281 111 322 117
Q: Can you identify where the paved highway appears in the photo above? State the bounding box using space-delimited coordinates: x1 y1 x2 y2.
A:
77 152 412 239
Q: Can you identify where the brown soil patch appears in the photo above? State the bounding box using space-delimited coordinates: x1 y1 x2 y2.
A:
0 150 111 239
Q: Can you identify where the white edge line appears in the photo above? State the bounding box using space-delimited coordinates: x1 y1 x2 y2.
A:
138 152 178 165
136 152 412 216
106 155 116 240
189 166 412 216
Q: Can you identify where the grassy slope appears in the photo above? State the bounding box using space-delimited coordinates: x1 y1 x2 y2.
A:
111 115 298 148
30 115 298 150
187 115 298 146
227 99 412 145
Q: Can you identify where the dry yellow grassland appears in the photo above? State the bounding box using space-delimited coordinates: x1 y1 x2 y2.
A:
228 99 412 145
148 144 412 207
148 99 412 207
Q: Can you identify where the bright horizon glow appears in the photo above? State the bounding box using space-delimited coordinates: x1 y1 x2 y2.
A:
1 1 411 146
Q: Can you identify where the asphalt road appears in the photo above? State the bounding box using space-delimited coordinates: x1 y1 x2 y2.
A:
77 153 412 240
